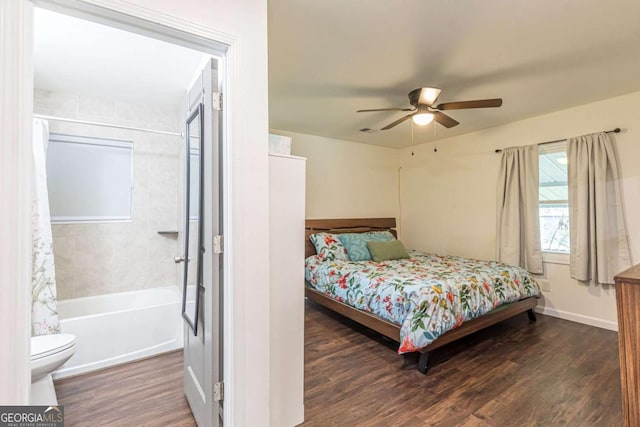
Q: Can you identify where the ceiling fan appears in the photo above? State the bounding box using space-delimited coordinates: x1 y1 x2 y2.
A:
357 87 502 130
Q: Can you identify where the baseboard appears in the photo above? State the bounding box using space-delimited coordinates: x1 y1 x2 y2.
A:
535 306 618 332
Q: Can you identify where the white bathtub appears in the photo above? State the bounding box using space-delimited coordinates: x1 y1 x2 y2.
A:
53 286 184 379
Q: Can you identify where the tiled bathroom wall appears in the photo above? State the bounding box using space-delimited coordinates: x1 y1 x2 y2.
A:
35 89 183 300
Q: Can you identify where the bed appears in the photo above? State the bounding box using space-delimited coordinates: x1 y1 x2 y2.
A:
304 217 541 374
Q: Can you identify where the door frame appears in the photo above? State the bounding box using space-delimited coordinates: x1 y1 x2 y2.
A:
0 0 33 405
5 0 238 422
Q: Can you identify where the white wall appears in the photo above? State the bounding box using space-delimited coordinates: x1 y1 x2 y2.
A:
400 90 640 330
1 0 270 423
275 129 402 224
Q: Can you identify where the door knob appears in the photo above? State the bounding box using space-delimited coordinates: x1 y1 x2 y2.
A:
174 256 185 264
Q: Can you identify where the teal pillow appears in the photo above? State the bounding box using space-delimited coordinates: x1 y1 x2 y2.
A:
338 231 395 261
367 240 410 262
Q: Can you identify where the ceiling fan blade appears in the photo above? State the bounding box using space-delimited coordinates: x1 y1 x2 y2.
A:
435 98 503 110
433 111 460 128
381 113 414 130
357 107 414 113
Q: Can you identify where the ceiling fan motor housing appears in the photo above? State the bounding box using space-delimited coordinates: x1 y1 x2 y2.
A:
409 87 442 107
408 88 422 106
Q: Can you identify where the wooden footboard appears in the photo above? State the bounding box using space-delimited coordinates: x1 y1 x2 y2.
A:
305 285 538 374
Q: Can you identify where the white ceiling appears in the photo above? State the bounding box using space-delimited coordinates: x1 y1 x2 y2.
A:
268 0 640 148
34 8 207 110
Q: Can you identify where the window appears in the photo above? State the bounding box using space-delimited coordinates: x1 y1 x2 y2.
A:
46 134 133 223
539 142 569 253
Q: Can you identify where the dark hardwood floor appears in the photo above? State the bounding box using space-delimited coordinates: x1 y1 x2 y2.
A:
55 350 196 427
303 300 622 426
56 301 622 426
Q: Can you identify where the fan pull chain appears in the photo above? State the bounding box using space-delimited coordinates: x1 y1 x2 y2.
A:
411 121 415 156
433 120 438 152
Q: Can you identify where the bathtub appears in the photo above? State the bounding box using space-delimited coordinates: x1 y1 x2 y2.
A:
53 286 184 379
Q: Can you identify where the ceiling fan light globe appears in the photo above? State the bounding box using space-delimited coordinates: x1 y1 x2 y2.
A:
412 112 434 126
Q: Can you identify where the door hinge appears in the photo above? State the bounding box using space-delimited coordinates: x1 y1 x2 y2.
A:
212 92 223 111
213 235 224 254
214 382 224 401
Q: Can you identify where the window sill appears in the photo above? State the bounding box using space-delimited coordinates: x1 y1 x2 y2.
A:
542 251 570 265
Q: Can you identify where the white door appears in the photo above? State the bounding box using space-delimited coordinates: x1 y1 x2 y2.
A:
179 58 222 427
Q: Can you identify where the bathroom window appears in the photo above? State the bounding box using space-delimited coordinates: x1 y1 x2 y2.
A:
46 134 133 223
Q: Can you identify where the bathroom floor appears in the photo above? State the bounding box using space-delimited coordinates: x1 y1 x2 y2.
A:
55 350 195 426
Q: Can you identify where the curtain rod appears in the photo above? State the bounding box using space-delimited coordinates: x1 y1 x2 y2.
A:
494 127 621 153
33 114 182 137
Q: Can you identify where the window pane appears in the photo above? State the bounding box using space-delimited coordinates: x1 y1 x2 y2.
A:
539 203 570 253
47 134 133 222
539 150 568 202
539 142 569 253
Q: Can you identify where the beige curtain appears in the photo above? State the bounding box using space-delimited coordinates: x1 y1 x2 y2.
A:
496 145 543 274
568 132 631 284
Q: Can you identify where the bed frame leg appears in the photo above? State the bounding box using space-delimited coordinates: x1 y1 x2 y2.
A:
418 352 429 375
527 308 537 322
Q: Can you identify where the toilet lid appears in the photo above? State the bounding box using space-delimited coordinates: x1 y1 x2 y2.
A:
31 334 76 360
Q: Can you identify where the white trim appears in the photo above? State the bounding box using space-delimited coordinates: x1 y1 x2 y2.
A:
535 305 618 331
34 0 235 52
542 251 570 265
219 50 237 427
0 0 33 404
24 1 250 424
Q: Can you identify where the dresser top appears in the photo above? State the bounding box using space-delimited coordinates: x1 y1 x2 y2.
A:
615 263 640 285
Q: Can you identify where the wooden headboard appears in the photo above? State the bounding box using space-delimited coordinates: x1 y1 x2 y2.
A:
305 218 397 259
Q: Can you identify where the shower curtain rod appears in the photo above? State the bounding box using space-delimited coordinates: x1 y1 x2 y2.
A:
494 127 621 153
33 114 182 137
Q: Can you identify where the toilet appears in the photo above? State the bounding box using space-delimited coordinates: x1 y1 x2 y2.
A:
30 333 76 404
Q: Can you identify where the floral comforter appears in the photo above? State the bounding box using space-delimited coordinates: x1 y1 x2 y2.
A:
305 250 540 354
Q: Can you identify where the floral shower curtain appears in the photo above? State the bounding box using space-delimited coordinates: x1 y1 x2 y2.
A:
31 118 60 336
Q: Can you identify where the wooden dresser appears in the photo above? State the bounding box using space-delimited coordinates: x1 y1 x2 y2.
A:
615 263 640 427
